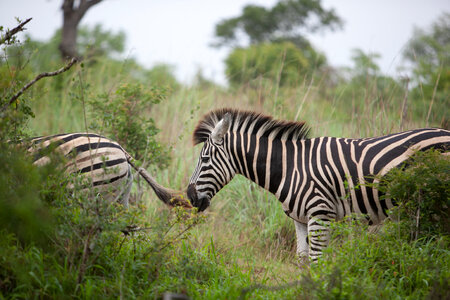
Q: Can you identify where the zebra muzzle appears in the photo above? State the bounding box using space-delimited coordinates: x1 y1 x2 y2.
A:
187 183 210 212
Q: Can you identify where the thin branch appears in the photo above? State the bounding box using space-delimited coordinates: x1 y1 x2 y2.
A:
0 18 32 45
1 57 78 113
157 223 196 252
78 0 103 17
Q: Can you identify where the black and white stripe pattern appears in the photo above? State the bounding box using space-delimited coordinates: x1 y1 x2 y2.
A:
26 133 133 206
187 108 450 261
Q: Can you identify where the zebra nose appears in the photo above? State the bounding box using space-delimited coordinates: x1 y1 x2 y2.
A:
187 184 198 202
187 184 210 211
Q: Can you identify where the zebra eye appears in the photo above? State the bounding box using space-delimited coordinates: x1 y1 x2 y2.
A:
201 156 210 163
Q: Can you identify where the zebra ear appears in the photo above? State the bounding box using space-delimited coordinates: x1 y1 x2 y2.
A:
211 113 231 143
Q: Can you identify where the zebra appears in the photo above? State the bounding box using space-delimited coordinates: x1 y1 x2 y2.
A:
186 108 450 261
24 132 190 208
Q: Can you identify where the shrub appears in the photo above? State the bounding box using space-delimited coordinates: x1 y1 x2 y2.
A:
0 148 207 298
144 63 180 91
378 149 450 239
87 83 171 169
0 144 58 248
297 219 450 299
225 42 318 87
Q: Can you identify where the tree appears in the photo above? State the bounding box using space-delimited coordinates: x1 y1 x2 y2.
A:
403 13 449 122
225 41 315 86
334 48 403 118
59 0 103 59
213 0 342 48
403 13 449 87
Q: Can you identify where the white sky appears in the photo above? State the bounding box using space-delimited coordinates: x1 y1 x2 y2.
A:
1 0 449 85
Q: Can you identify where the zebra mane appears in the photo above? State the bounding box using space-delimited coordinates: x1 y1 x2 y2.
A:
193 108 310 145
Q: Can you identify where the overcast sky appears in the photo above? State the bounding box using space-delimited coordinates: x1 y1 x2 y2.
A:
1 0 449 84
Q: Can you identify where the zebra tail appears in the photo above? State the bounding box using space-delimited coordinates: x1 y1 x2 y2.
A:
125 153 192 209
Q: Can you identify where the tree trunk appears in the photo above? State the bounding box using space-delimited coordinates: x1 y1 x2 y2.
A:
58 0 103 60
60 9 79 59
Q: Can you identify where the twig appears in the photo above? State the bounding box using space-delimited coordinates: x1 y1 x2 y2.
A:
0 18 32 45
414 192 422 241
1 57 78 113
76 227 94 284
157 223 196 252
120 225 155 235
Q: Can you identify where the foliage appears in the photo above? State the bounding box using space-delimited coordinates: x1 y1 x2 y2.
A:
225 41 323 87
144 63 180 91
403 13 449 87
297 219 450 299
350 49 381 78
0 146 207 298
213 0 342 48
0 144 57 248
333 49 405 130
88 83 171 169
4 25 126 72
403 13 449 123
0 20 39 142
378 149 450 239
77 24 126 59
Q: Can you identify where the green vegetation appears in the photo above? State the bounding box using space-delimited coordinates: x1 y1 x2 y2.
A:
88 83 171 169
225 41 325 87
378 149 450 238
1 14 449 299
213 0 342 48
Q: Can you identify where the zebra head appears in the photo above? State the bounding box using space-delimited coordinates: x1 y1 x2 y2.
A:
187 112 235 212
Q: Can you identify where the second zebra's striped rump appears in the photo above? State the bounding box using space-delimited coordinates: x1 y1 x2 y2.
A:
26 133 132 204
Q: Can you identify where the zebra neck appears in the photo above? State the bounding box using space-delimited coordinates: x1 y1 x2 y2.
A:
229 132 298 200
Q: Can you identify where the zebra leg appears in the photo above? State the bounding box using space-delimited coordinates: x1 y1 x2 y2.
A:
307 203 336 261
294 221 309 258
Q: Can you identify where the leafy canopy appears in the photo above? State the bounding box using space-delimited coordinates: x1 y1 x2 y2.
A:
213 0 342 48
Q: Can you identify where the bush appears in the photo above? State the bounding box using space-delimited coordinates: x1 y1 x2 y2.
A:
297 219 450 299
378 149 450 239
0 144 58 248
88 83 171 169
144 63 180 91
225 42 320 87
0 148 207 298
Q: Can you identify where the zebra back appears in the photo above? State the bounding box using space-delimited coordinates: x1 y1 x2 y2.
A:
26 133 132 205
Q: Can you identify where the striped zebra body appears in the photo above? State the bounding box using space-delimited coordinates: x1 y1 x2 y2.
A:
26 133 133 206
187 109 450 261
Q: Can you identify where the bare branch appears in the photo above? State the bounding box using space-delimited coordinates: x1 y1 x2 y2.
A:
1 57 78 113
0 18 32 45
78 0 103 17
